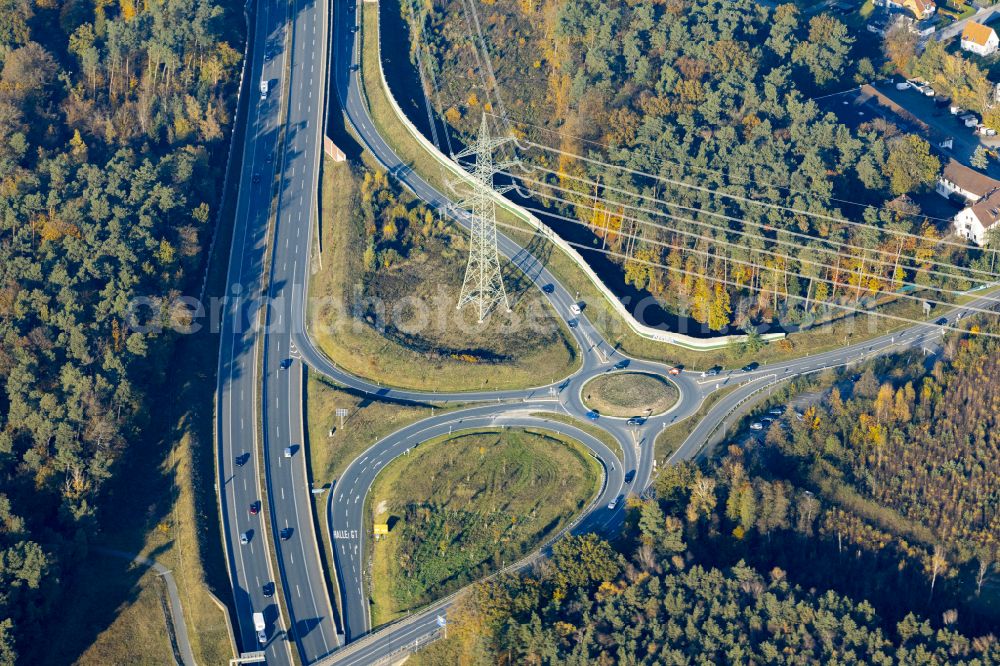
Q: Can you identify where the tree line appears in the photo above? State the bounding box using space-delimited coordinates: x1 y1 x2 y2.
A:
0 0 241 660
407 0 991 334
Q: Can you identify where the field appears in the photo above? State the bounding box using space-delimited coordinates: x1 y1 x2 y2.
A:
367 428 600 626
307 157 579 391
582 371 678 417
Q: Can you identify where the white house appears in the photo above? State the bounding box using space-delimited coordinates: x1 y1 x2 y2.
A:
961 21 999 57
937 159 1000 202
954 189 1000 245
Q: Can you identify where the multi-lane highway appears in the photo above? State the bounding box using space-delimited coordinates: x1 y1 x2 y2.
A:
216 0 338 660
214 0 1000 662
214 0 293 661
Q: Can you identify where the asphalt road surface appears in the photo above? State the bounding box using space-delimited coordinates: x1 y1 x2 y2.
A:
215 0 1000 661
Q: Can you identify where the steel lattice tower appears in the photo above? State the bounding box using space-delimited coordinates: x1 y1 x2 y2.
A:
454 115 513 322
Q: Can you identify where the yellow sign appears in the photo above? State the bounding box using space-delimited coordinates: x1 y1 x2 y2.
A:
374 523 389 536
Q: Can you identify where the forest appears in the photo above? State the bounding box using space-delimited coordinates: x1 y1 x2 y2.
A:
0 0 241 660
403 0 996 334
411 324 1000 664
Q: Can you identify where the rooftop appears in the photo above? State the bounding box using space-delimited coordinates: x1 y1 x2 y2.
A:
962 21 996 47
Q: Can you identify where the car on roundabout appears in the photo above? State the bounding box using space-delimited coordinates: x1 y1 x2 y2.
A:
586 410 600 420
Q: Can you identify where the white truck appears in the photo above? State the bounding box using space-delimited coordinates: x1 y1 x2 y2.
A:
253 612 266 644
260 78 268 100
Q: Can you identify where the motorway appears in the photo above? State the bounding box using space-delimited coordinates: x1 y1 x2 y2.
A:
216 0 339 660
214 0 1000 662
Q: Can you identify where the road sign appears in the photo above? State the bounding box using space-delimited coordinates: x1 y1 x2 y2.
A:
436 614 447 627
336 408 349 429
374 523 389 536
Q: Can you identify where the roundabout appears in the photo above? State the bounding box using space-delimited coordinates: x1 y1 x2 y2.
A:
581 371 679 418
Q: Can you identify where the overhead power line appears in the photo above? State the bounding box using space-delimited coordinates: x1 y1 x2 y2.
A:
518 138 997 257
488 110 973 228
487 216 1000 339
503 168 1000 288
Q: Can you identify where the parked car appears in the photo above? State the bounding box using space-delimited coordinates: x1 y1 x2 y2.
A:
750 422 764 431
895 81 910 90
950 105 962 115
768 407 785 416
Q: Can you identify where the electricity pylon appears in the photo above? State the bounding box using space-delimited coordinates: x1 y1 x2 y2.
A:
454 114 514 322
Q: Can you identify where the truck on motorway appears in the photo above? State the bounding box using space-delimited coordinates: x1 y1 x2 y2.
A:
259 79 268 100
253 612 266 644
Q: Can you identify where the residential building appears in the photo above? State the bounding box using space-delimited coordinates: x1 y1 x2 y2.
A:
961 21 999 57
954 189 1000 245
937 159 1000 203
887 0 935 19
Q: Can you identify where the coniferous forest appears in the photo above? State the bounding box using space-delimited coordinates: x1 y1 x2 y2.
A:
0 0 241 659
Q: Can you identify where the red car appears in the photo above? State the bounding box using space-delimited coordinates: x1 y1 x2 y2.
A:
249 501 260 516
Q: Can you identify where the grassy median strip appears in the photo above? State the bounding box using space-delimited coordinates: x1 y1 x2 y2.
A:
528 411 625 464
654 384 743 463
365 428 600 627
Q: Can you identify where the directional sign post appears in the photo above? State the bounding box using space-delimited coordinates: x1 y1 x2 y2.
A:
436 614 448 639
336 408 349 429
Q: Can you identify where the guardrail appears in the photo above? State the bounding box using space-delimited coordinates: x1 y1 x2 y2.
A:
362 0 782 351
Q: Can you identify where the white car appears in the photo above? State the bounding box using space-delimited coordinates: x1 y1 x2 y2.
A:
570 303 581 315
240 532 250 545
284 446 292 458
750 422 764 431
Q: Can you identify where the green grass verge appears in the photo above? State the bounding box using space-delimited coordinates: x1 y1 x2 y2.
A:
366 427 600 627
529 411 625 464
654 383 743 464
581 371 678 417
